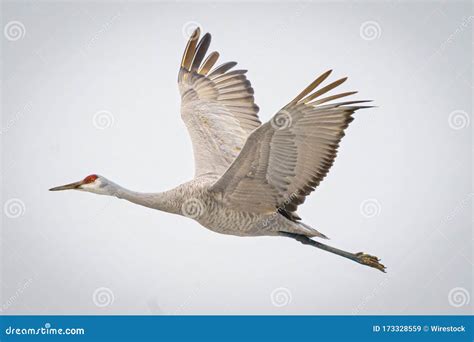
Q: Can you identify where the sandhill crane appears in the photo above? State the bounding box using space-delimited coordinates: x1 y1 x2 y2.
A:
50 28 385 272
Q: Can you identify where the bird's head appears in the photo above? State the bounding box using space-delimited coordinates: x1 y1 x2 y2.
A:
49 174 116 195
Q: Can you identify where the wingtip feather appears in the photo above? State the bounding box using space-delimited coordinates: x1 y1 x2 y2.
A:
181 27 201 70
290 69 334 105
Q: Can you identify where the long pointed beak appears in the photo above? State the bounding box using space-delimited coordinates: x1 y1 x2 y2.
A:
49 180 83 191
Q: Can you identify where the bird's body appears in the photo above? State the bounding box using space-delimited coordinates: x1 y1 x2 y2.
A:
50 28 385 272
169 178 278 237
111 175 323 238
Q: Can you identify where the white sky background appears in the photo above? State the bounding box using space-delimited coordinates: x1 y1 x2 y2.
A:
1 1 472 314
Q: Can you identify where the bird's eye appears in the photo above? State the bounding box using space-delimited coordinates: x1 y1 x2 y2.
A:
83 174 98 184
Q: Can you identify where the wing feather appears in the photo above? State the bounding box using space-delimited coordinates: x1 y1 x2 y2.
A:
180 28 200 71
191 33 211 71
178 29 260 177
208 62 238 77
198 51 219 75
211 71 372 219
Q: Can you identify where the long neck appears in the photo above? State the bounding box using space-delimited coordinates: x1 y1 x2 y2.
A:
111 184 182 215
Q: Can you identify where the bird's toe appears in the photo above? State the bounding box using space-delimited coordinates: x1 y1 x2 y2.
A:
355 252 386 273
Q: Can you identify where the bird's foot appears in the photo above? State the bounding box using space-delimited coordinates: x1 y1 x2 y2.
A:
355 252 386 273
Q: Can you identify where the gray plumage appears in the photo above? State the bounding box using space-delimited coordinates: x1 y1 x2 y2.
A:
50 28 385 272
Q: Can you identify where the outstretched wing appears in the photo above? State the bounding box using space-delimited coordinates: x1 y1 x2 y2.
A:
210 70 372 219
178 28 261 177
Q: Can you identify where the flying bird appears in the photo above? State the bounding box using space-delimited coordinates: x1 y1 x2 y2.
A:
50 28 385 272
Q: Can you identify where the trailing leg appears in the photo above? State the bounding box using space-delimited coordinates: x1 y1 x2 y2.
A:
279 232 386 272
